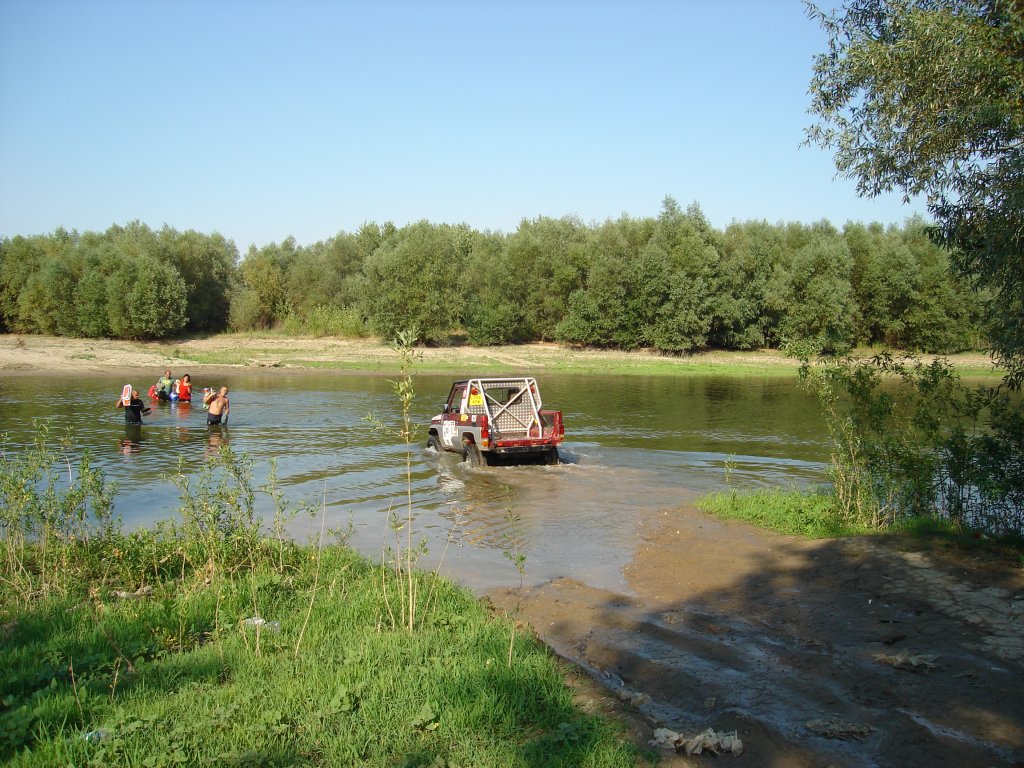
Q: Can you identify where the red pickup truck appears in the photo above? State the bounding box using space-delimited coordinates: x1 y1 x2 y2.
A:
426 377 564 466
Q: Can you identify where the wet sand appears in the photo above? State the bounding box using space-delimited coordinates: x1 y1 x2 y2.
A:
490 508 1024 767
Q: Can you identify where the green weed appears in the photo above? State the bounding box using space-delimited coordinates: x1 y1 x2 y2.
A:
0 422 118 603
697 487 867 538
364 330 436 632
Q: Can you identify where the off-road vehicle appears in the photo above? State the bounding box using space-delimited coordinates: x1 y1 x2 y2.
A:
426 377 564 466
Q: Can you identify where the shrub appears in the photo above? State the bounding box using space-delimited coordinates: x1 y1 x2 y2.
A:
797 350 1024 536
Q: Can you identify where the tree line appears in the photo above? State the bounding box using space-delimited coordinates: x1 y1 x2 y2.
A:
0 199 988 354
0 223 234 341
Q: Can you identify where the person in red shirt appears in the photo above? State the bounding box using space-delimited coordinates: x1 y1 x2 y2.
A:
175 373 193 402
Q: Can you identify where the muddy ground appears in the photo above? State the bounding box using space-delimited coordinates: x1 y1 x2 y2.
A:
3 334 1021 766
491 509 1024 767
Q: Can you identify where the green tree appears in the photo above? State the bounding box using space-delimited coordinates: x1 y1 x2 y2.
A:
230 242 289 330
106 256 188 339
0 237 36 331
462 233 529 345
712 221 785 349
286 231 367 312
643 199 716 351
901 226 984 352
556 201 715 352
357 221 471 343
556 219 642 348
806 0 1024 380
463 217 589 345
0 233 73 333
510 216 590 341
157 228 237 332
844 222 919 347
777 235 859 354
73 247 120 338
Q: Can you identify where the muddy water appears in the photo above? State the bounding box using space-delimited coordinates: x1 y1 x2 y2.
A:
0 372 827 592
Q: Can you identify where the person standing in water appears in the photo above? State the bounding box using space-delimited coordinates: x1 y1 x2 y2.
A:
175 373 193 402
204 386 230 426
116 388 151 424
155 369 173 401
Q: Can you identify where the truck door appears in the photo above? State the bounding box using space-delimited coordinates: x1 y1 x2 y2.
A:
440 384 466 449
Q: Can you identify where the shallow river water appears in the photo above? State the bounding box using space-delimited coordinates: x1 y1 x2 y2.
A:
0 372 829 593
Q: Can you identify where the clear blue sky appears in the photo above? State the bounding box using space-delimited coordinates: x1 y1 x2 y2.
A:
0 1 926 253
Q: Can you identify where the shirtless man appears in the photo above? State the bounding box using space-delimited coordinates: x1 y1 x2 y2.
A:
203 386 230 426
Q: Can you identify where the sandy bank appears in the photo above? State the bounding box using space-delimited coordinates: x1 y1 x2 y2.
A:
0 333 999 378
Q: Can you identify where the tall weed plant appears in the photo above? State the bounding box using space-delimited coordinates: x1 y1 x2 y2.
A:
167 446 261 579
364 329 430 631
795 348 1024 535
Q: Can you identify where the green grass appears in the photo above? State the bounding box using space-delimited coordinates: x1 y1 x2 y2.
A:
696 487 870 538
696 488 1024 571
0 439 641 767
1 544 639 767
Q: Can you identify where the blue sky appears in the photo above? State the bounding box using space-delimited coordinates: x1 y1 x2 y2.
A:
0 1 926 253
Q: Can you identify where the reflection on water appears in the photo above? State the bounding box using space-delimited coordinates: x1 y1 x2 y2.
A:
0 371 829 592
119 423 143 456
205 426 229 457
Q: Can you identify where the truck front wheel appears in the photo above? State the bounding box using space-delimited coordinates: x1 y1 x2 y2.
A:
427 434 442 453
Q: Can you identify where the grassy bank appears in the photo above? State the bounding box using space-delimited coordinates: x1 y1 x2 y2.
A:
0 439 642 767
696 488 869 538
2 545 640 767
1 332 1004 378
697 488 1024 567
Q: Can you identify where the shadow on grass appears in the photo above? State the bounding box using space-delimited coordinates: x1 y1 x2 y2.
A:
1 594 227 761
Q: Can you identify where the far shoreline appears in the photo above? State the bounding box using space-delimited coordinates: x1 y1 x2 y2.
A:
0 332 1004 379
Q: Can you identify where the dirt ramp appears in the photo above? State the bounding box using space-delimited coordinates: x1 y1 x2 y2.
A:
490 507 1024 767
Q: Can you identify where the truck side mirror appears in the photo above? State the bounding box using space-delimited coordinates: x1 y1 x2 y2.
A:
442 403 450 414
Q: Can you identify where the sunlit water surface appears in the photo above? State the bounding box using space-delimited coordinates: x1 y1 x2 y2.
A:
0 372 828 592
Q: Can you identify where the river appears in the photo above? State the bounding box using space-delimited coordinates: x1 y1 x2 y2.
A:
0 372 829 592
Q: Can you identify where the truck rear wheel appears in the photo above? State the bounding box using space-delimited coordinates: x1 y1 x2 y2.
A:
544 447 559 465
462 442 487 467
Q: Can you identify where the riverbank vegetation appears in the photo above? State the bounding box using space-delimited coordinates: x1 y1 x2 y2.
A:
700 350 1024 549
0 203 987 358
697 488 856 539
702 0 1024 548
0 434 641 766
